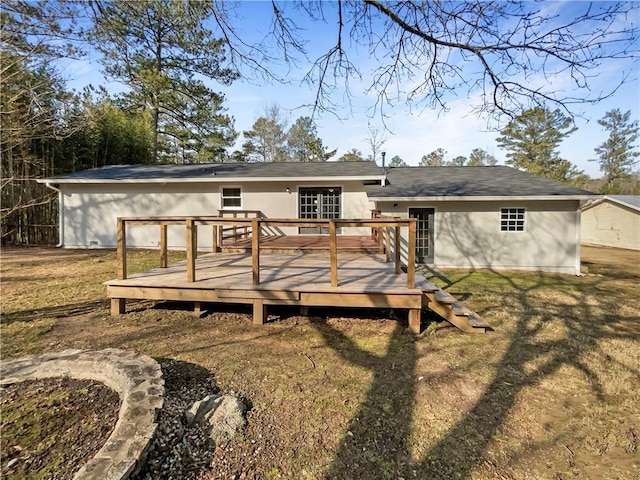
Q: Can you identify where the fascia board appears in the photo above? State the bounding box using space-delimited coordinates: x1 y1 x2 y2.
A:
37 175 386 184
367 195 598 202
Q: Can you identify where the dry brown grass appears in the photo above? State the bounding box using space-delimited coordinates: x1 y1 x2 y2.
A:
1 245 639 479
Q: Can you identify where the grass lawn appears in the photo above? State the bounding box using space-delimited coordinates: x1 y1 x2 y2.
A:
1 245 639 479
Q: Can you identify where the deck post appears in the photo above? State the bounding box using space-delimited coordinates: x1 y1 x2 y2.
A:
378 227 384 253
407 219 416 288
212 225 218 253
233 212 238 243
408 308 421 334
111 298 126 315
394 226 401 274
160 224 168 268
385 226 391 263
186 218 197 282
252 218 260 285
253 299 267 325
329 219 338 287
117 218 127 280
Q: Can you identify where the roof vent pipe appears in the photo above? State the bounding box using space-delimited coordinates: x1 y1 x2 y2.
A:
381 151 387 186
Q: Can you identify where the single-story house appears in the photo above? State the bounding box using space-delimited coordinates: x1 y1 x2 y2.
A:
38 161 596 274
581 195 640 251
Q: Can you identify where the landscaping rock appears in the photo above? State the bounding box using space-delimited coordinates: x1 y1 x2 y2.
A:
184 394 221 426
204 394 246 444
185 393 247 444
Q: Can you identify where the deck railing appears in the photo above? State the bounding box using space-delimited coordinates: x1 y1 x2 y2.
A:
216 210 264 246
116 216 417 288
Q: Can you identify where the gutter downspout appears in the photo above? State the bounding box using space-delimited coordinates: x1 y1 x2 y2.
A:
575 204 582 276
44 182 63 247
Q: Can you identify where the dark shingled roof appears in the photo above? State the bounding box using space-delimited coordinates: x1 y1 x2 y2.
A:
47 161 383 181
44 162 596 198
365 166 595 198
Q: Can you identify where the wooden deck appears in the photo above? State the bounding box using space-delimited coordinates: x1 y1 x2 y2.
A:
108 216 490 333
107 252 428 330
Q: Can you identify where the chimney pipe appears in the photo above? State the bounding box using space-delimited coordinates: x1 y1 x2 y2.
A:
381 151 387 186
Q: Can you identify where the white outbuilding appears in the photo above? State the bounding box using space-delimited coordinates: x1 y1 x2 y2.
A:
581 195 640 251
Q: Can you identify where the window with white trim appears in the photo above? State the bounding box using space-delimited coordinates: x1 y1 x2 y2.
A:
500 208 525 231
221 187 242 208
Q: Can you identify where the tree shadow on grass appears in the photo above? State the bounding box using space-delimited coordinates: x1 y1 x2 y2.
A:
315 269 640 480
1 300 110 325
311 320 418 479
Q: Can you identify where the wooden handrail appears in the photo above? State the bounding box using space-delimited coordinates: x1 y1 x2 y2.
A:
218 209 264 216
115 216 417 288
218 210 264 246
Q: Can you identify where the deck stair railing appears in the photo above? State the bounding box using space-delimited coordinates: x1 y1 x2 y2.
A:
216 210 264 247
371 209 402 260
115 216 417 289
371 209 382 243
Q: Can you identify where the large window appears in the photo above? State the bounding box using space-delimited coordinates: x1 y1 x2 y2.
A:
500 208 525 231
221 187 242 208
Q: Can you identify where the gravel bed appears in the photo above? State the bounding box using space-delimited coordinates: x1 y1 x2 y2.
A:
131 358 221 480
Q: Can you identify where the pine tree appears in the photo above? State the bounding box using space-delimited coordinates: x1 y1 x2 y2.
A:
287 117 336 162
88 0 238 163
420 148 447 166
242 105 288 162
592 109 639 193
468 148 497 166
389 155 407 167
337 149 366 162
496 107 584 184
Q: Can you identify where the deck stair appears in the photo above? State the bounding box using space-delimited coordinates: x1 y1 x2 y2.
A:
420 282 491 333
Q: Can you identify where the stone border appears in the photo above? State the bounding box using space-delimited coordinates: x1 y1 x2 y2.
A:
0 349 164 480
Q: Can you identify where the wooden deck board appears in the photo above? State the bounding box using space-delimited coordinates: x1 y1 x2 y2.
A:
107 252 430 294
104 250 490 333
107 251 432 328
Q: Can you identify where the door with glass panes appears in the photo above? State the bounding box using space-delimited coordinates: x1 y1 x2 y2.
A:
298 187 341 234
409 208 435 263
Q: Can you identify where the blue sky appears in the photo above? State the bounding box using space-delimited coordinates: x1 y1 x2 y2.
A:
62 1 639 177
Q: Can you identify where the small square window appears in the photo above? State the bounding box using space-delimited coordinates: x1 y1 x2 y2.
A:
222 187 242 208
501 208 525 231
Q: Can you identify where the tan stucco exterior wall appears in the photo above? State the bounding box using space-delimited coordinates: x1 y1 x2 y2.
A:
60 181 373 248
61 183 218 249
375 200 581 274
581 201 640 250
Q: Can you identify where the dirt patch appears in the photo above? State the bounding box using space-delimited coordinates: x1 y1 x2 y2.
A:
0 377 120 479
